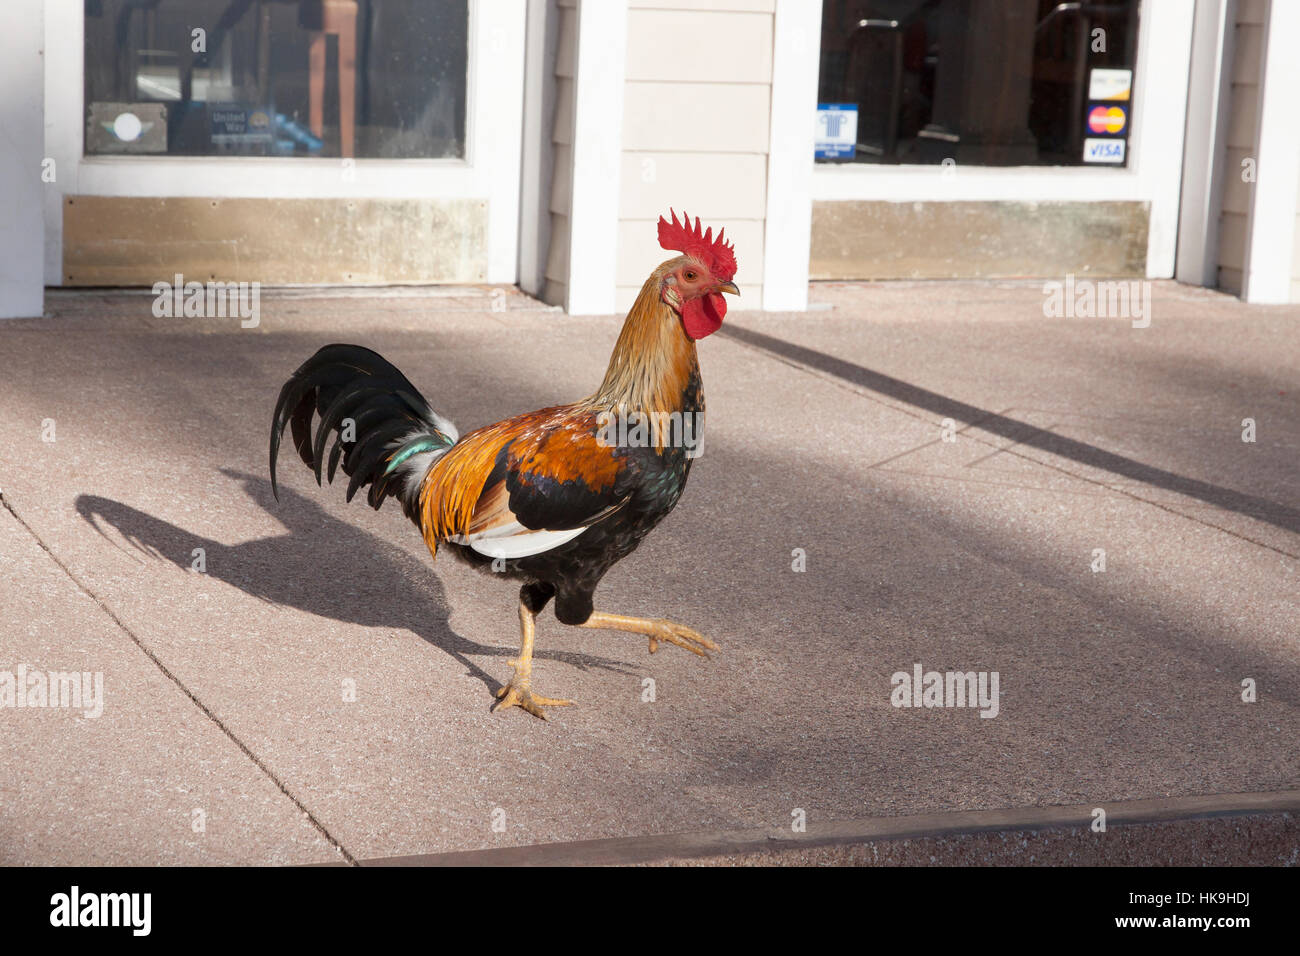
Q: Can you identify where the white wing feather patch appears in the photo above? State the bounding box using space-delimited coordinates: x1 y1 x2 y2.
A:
452 523 589 558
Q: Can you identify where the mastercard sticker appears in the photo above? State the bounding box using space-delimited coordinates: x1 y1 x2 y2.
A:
1087 104 1127 136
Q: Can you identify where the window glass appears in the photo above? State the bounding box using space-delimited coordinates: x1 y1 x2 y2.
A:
84 0 467 158
816 0 1139 167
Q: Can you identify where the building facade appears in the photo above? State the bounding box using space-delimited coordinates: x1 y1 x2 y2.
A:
1 0 1297 320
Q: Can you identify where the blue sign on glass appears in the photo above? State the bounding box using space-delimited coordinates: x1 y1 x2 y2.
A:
816 104 858 159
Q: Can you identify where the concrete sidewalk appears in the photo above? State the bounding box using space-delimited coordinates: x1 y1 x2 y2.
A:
0 280 1296 865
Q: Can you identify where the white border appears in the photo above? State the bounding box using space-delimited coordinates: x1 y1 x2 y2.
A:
808 0 1195 279
42 0 526 285
762 0 821 312
1 0 44 318
1242 0 1300 304
564 0 627 315
1175 0 1234 288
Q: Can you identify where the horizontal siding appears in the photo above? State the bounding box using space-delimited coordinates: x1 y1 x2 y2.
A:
1217 211 1248 271
1218 266 1243 294
1221 147 1253 216
552 77 574 145
1230 23 1264 83
625 10 772 83
555 4 576 78
619 151 766 219
1237 0 1268 25
1216 7 1264 292
617 5 773 314
623 81 771 152
550 143 573 216
1223 83 1259 149
629 0 774 10
543 0 580 307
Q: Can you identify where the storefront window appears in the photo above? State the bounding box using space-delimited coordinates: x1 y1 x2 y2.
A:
84 0 467 159
816 0 1139 167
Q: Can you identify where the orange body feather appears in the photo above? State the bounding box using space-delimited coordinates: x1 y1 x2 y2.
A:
416 261 700 559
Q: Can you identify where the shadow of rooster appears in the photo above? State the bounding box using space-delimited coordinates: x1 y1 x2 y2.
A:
74 468 636 699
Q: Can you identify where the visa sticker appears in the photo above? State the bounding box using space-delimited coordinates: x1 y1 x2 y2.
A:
1083 138 1126 164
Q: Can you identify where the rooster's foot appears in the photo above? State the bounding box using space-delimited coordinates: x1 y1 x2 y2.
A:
582 612 719 658
493 667 574 720
641 619 719 657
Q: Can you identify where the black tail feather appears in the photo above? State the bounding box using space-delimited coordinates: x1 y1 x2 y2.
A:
269 344 457 518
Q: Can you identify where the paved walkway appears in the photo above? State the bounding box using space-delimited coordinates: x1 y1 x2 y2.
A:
1 281 1296 864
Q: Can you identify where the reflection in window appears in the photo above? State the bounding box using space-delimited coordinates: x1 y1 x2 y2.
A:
817 0 1139 166
84 0 467 158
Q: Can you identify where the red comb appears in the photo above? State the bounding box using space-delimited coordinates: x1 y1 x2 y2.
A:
657 209 737 282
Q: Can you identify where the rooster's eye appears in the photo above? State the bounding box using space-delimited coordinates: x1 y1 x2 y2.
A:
684 270 697 281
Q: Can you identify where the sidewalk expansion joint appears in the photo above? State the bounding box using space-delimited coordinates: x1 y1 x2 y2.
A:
0 488 360 866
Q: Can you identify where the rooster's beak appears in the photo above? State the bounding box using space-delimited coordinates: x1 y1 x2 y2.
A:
717 280 740 297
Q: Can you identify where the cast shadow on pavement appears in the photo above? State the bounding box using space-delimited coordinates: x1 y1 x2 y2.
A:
721 325 1300 539
73 469 637 703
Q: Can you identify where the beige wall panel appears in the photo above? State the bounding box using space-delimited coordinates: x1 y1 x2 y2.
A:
619 151 766 220
1217 211 1247 271
551 143 574 215
1231 24 1263 84
1224 83 1259 149
616 216 763 287
1218 266 1243 294
63 196 486 285
556 6 577 79
1221 147 1254 215
546 214 571 284
623 82 771 153
629 0 774 11
626 10 772 84
1237 0 1268 25
810 201 1149 279
543 278 567 306
553 77 575 145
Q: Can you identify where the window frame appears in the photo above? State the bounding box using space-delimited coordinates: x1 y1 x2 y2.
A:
44 0 526 283
809 0 1194 279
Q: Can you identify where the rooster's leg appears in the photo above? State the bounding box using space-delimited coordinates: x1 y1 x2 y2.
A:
581 612 719 657
493 598 574 719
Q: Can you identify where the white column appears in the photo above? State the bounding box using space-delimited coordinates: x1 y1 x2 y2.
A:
0 0 45 318
517 0 559 297
1132 0 1194 280
1175 0 1234 288
565 0 627 315
477 0 529 284
1242 0 1300 304
762 0 821 312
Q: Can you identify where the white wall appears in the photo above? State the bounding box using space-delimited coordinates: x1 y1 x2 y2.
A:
1241 0 1300 303
0 1 45 319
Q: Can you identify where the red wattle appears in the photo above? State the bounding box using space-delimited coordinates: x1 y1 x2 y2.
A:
681 293 727 340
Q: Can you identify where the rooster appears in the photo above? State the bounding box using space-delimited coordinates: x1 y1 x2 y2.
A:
269 211 739 718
